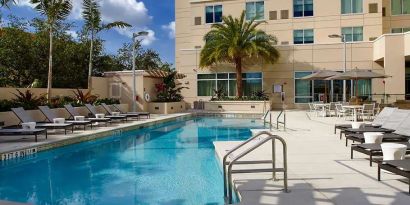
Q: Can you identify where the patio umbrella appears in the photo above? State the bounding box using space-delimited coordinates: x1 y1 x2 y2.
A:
301 70 339 103
326 68 390 102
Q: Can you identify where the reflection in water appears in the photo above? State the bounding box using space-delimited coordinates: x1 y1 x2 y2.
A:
0 117 266 205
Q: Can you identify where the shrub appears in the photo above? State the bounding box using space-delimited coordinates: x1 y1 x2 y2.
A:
48 95 78 108
154 71 188 102
211 87 226 101
72 89 99 105
249 90 269 101
0 99 17 112
12 89 46 110
94 98 120 105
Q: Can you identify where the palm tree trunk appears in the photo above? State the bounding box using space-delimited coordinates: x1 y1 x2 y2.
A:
235 57 243 98
47 27 53 102
87 30 94 91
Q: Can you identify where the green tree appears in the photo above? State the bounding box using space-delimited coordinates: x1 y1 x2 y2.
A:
200 11 280 98
82 0 130 91
31 0 72 101
116 42 172 71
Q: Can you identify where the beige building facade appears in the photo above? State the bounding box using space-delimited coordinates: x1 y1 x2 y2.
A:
175 0 410 109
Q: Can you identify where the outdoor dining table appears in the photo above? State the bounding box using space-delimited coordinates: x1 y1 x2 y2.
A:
343 105 363 122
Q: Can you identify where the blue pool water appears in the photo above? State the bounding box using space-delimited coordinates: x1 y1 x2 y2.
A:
0 117 266 205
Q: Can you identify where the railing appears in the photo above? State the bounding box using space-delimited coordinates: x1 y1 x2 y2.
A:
312 93 409 104
222 131 289 204
276 110 286 130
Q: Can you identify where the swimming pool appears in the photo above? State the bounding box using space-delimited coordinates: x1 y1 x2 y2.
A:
0 117 266 205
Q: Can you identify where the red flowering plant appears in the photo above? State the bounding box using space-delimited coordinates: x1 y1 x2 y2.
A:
154 71 188 102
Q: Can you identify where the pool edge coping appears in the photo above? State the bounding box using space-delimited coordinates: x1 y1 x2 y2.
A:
0 113 194 158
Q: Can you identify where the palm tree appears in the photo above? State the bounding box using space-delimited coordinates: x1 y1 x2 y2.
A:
82 0 130 91
31 0 72 101
0 0 15 8
200 11 280 99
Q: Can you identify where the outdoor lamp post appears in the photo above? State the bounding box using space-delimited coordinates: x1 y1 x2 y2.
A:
132 31 149 112
329 34 347 102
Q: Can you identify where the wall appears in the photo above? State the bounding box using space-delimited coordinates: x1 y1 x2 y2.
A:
382 0 410 34
175 0 409 109
103 72 163 112
0 77 108 100
405 32 410 57
204 101 268 113
148 102 186 114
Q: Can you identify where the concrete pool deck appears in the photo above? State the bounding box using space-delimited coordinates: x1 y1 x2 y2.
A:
0 113 191 157
214 110 410 205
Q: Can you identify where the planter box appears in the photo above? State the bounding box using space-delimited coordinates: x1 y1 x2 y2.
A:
148 102 186 114
204 101 268 113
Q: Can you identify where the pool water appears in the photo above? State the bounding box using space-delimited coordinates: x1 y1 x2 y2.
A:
0 117 266 205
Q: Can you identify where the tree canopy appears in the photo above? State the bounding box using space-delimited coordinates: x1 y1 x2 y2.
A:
200 11 279 98
0 14 172 88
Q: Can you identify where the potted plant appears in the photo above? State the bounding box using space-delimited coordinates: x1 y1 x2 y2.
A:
149 71 188 114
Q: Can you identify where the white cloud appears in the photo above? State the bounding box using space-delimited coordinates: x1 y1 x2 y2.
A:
116 28 156 46
65 30 78 39
16 0 156 45
16 0 34 8
162 21 175 39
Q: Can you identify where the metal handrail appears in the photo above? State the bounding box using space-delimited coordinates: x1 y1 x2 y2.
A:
276 110 286 130
223 131 289 204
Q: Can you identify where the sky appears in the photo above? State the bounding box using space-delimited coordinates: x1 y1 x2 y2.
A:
1 0 176 64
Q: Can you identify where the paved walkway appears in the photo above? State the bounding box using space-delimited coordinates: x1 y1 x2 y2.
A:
0 113 191 155
214 110 410 205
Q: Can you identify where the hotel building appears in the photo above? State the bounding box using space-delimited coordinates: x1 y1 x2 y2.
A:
175 0 410 109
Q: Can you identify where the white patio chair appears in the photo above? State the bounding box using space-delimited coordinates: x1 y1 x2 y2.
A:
335 103 351 120
359 103 375 121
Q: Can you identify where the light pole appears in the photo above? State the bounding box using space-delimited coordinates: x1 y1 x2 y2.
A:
132 31 149 112
329 34 347 102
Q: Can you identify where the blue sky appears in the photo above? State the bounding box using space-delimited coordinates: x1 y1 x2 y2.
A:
1 0 176 64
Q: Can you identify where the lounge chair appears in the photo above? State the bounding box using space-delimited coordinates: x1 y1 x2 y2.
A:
64 104 110 126
84 104 127 122
351 142 410 166
378 159 410 194
0 128 47 142
11 107 74 135
334 107 396 134
101 103 140 120
345 110 410 146
342 109 410 143
38 106 93 130
112 104 150 119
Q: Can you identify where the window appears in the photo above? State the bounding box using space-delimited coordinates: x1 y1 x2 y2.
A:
392 27 410 33
341 0 363 14
246 1 265 20
294 0 313 17
205 5 223 24
293 29 314 44
110 83 121 98
295 72 313 103
197 72 262 96
342 27 363 42
392 0 410 15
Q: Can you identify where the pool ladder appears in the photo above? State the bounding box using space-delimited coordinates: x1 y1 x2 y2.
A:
222 131 289 204
263 110 287 131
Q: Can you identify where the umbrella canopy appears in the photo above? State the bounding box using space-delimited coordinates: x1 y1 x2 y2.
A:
301 70 340 80
325 69 390 103
326 69 389 80
301 70 339 103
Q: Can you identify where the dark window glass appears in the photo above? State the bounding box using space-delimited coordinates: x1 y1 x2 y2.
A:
215 5 223 22
205 6 214 24
198 74 216 79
